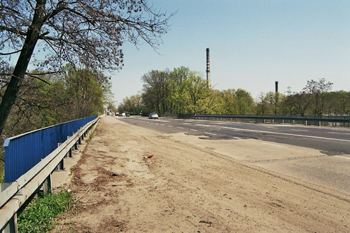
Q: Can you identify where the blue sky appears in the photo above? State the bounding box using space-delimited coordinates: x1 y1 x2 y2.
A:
111 0 350 104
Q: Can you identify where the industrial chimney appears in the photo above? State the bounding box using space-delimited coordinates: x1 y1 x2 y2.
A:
275 81 279 115
275 81 278 93
206 48 210 88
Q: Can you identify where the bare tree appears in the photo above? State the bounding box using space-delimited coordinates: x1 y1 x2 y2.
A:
303 78 333 116
290 92 312 116
255 92 272 115
0 0 172 135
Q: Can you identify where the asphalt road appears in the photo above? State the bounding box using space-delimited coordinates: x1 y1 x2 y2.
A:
120 116 350 154
118 116 350 195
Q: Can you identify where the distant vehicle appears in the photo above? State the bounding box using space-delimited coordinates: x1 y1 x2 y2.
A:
126 113 130 117
121 113 126 117
149 113 158 119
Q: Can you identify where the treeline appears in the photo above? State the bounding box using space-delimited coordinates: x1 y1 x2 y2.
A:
118 66 350 117
0 65 113 142
1 65 112 181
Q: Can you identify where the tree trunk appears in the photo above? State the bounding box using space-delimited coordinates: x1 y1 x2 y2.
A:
0 0 45 136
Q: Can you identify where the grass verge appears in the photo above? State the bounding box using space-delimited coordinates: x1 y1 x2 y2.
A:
85 131 93 143
18 190 72 233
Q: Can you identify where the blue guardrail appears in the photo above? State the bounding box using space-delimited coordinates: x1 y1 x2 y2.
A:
3 116 97 183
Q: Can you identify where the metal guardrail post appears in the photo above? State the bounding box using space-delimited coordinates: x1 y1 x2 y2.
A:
41 174 52 194
0 184 17 233
59 159 64 170
67 136 73 158
1 214 16 233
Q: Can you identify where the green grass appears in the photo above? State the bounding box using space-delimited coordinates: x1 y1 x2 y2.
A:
18 190 72 233
85 131 93 143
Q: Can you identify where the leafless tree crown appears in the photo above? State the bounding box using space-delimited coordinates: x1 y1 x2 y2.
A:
0 0 171 72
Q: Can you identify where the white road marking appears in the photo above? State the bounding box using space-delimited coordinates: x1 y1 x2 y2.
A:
177 127 184 129
262 143 288 148
267 124 295 127
191 129 197 131
335 156 350 160
329 132 350 135
222 126 236 130
196 124 212 127
205 132 216 136
290 129 308 132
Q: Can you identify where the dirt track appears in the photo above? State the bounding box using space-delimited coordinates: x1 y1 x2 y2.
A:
52 116 350 232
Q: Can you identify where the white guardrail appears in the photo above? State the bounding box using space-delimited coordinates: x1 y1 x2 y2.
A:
0 117 99 233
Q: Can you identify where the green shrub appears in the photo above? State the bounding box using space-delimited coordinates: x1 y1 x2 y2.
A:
18 190 72 233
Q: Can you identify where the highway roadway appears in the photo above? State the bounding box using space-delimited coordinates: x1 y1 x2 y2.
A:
118 116 350 195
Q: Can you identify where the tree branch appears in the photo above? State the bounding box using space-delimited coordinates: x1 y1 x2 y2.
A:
0 50 22 55
0 26 27 36
26 73 51 85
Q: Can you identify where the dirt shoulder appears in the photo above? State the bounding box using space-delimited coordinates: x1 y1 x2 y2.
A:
52 116 350 233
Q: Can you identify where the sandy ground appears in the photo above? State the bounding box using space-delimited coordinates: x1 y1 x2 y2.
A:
52 116 350 233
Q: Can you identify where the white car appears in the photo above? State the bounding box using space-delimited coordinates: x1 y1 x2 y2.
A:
148 113 158 119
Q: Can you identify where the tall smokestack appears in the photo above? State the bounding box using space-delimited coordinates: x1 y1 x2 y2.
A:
275 81 278 93
206 48 210 88
274 81 279 115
